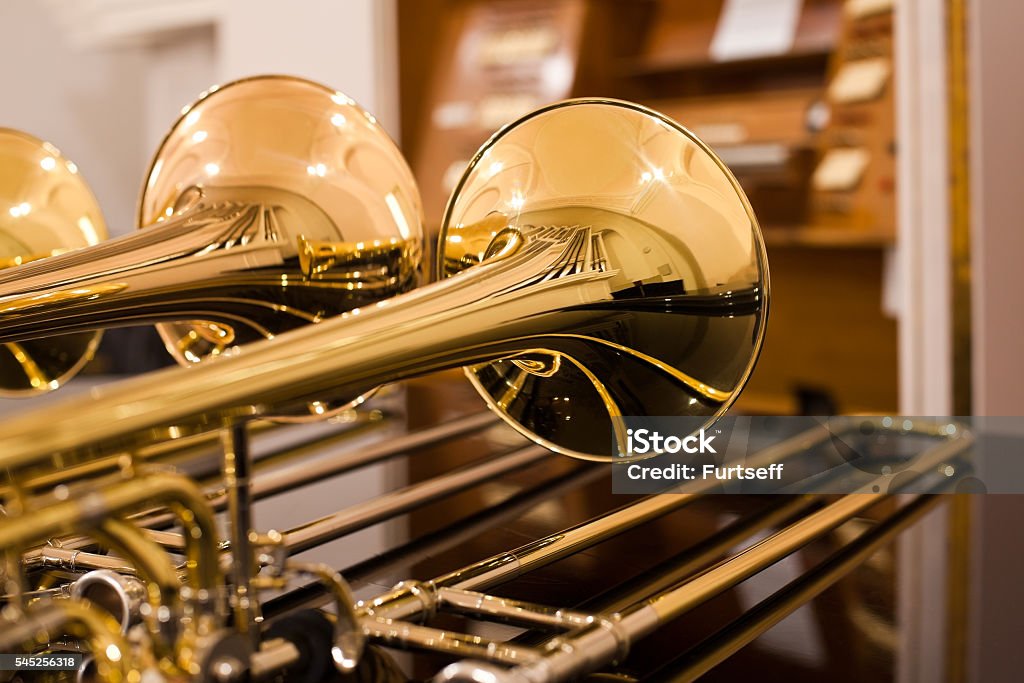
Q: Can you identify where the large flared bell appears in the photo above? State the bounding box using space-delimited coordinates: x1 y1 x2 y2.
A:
0 128 107 395
440 99 768 459
137 76 424 368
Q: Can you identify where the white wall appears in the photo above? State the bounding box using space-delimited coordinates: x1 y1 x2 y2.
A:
967 0 1024 680
141 27 218 157
218 0 400 136
0 0 149 235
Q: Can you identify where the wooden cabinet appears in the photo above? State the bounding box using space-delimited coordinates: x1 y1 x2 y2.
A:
399 0 898 413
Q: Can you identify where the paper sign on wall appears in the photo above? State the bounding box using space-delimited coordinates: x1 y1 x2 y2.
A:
813 148 870 192
710 0 804 62
829 58 891 104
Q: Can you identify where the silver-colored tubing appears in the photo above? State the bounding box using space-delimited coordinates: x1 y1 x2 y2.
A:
663 493 944 682
592 494 821 615
252 411 499 502
250 613 545 681
283 445 548 554
136 412 503 552
260 463 603 619
19 412 497 561
361 494 699 624
362 616 543 665
70 569 148 633
436 588 595 630
441 427 973 683
25 547 137 574
394 418 899 618
628 432 970 627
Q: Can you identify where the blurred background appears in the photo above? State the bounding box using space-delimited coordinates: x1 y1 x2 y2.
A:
0 0 1021 681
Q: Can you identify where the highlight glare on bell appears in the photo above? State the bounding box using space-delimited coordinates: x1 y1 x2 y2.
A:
440 99 768 459
0 128 107 396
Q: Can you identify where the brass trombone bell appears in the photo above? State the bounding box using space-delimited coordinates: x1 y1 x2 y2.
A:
0 128 108 395
0 98 766 465
441 99 768 458
0 76 424 410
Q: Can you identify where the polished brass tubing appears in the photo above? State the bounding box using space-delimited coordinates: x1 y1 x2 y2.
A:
436 587 595 630
0 234 602 466
17 413 501 597
593 494 821 614
245 411 499 502
37 445 555 644
0 99 771 466
0 412 366 499
152 444 548 556
0 600 136 683
120 411 494 536
260 463 603 620
96 519 183 650
444 431 972 683
222 423 258 646
363 617 543 665
433 495 936 683
97 410 395 533
2 483 213 673
312 422 968 683
359 494 698 624
0 473 220 612
4 499 202 671
252 612 546 680
662 494 945 682
406 420 867 607
630 495 890 625
23 546 136 574
630 430 970 627
433 494 693 593
0 204 417 343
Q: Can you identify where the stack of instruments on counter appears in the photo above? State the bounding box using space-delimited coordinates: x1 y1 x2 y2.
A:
0 72 965 683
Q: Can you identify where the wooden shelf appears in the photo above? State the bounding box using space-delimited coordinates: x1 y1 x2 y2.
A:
762 226 895 248
620 46 833 79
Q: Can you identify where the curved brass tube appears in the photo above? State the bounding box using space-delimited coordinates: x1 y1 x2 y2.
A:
93 519 185 666
0 472 220 616
0 600 137 683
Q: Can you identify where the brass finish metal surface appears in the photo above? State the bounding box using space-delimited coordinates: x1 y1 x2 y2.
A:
0 92 954 683
0 76 423 410
442 99 767 457
0 128 107 395
0 98 766 465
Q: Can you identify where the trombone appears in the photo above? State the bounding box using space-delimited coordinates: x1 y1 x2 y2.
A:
0 96 784 680
0 75 423 410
